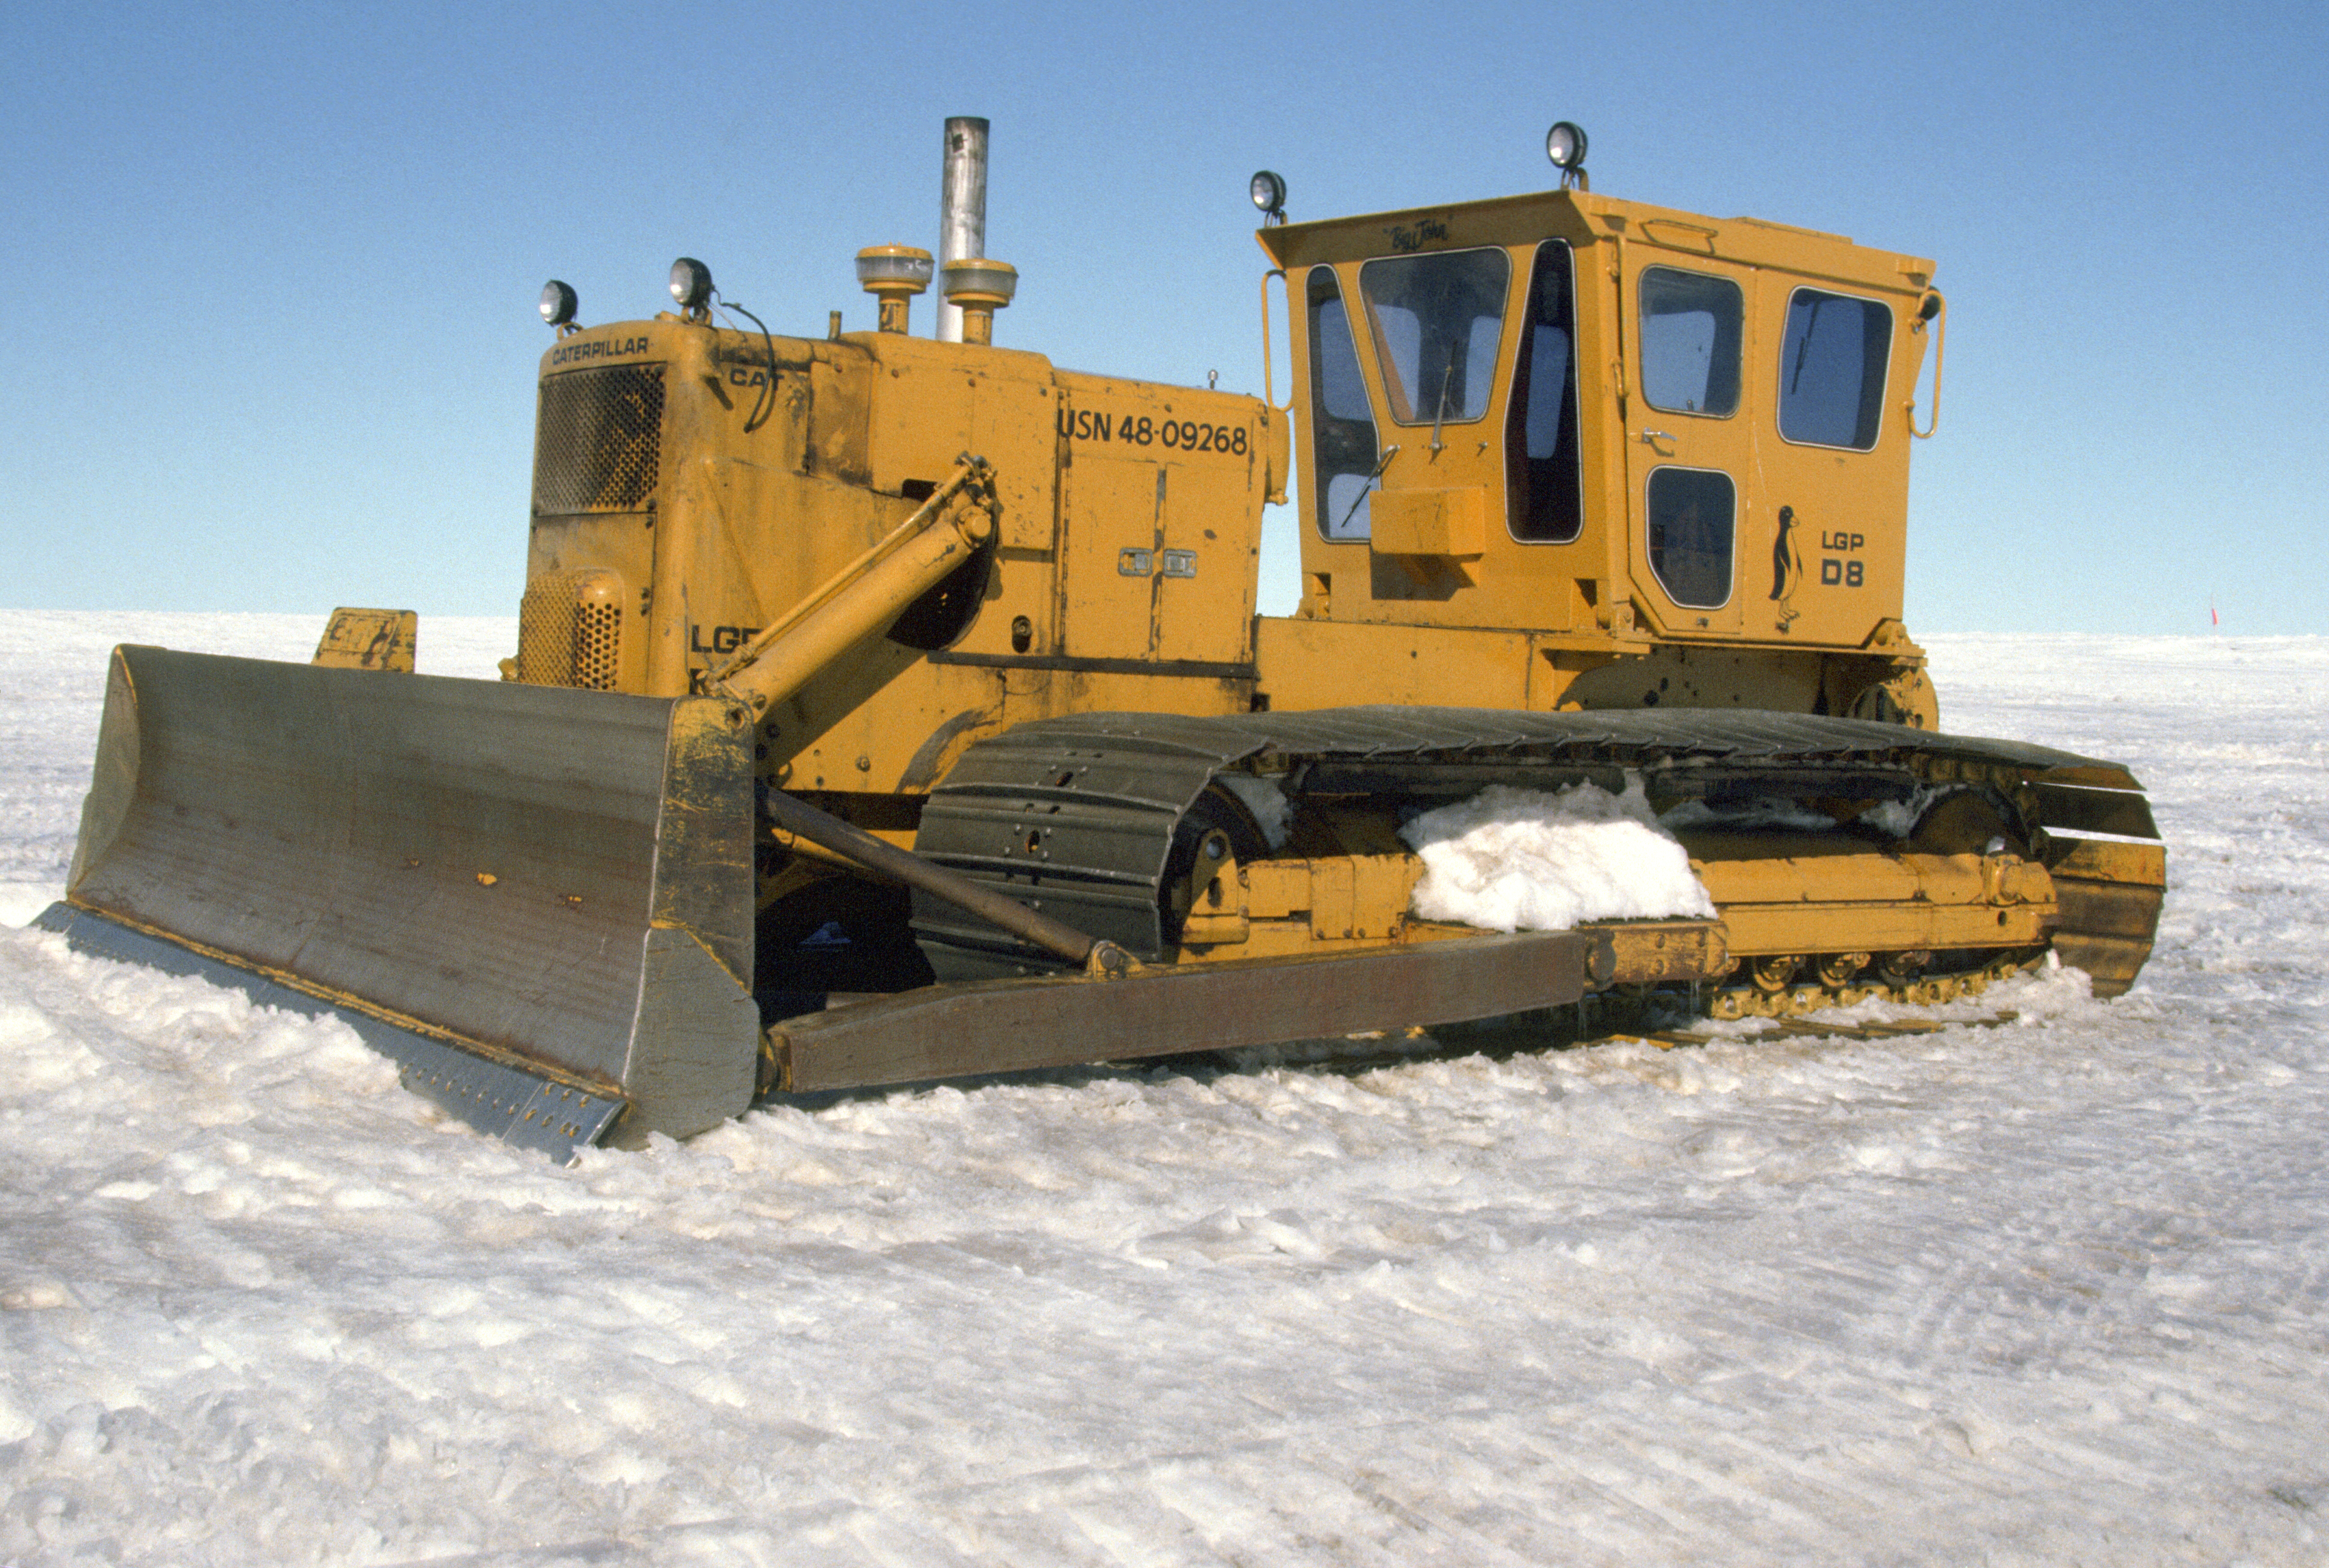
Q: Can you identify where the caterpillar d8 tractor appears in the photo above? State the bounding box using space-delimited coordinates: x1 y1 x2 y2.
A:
39 120 2164 1155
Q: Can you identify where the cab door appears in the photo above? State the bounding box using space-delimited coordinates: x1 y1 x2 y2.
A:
1622 252 1760 637
1746 280 1912 645
1341 247 1517 605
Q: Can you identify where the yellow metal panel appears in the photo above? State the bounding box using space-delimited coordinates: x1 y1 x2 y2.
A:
1691 847 1923 906
1550 642 1826 712
1262 407 1290 504
1308 856 1355 940
1717 902 2053 955
313 609 416 672
1246 860 1308 920
967 363 1061 553
1370 488 1487 558
1061 451 1161 661
858 337 1068 546
1693 844 2058 957
1150 397 1265 666
1255 616 1535 711
1348 854 1421 938
1599 920 1728 985
700 458 905 649
864 337 977 495
1053 373 1266 670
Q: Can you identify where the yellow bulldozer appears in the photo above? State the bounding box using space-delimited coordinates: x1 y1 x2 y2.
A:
39 120 2164 1155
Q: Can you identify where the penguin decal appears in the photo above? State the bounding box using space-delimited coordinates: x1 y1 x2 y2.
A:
1770 504 1803 631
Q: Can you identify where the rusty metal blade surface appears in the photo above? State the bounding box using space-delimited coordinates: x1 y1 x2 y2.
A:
32 903 625 1157
64 646 762 1142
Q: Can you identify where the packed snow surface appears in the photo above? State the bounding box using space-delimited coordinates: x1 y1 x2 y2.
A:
3 616 2329 1565
1400 780 1717 931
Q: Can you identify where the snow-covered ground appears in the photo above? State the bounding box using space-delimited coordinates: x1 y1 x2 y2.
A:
2 614 2325 1566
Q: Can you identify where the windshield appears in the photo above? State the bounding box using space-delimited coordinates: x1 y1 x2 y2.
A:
1357 248 1511 426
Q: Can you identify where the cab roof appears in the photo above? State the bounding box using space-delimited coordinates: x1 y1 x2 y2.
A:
1256 187 1935 294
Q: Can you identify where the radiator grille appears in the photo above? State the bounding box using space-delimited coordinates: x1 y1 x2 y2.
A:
532 366 665 513
517 570 625 689
573 599 622 688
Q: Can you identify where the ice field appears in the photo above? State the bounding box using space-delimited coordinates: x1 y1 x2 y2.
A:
0 613 2325 1565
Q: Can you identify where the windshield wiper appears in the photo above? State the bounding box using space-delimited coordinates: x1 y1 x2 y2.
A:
1334 444 1401 533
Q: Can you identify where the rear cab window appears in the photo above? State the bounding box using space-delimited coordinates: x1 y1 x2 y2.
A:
1778 287 1893 449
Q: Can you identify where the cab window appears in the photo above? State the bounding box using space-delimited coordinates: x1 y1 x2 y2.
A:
1646 466 1735 609
1506 241 1581 543
1639 267 1742 417
1357 248 1511 426
1307 266 1381 540
1778 287 1892 449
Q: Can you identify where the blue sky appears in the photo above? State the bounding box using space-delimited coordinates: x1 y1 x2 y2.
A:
3 0 2321 632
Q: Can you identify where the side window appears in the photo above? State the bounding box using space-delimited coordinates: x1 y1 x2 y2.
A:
1778 287 1892 449
1506 241 1581 543
1357 248 1511 425
1307 266 1380 540
1639 268 1743 417
1646 467 1735 609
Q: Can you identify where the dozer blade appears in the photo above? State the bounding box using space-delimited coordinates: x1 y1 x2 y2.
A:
40 646 762 1154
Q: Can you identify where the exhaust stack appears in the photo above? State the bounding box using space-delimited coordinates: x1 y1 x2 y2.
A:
937 116 989 343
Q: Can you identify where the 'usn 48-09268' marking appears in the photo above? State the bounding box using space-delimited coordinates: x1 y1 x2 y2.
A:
1061 408 1248 455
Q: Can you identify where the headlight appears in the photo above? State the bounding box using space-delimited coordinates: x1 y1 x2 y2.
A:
538 280 578 327
668 257 714 311
1249 170 1286 218
1545 121 1588 172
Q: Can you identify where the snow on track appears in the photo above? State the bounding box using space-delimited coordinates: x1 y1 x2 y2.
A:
1401 780 1716 931
1 616 2326 1565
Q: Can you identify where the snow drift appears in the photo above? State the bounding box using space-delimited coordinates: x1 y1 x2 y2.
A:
1 616 2326 1566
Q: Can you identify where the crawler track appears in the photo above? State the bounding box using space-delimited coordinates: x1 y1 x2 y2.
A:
912 705 2164 998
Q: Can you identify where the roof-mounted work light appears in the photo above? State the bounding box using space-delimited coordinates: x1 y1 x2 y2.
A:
668 257 714 318
1545 122 1589 191
1249 170 1287 225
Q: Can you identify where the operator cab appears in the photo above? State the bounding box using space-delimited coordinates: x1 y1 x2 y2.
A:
1256 144 1940 655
